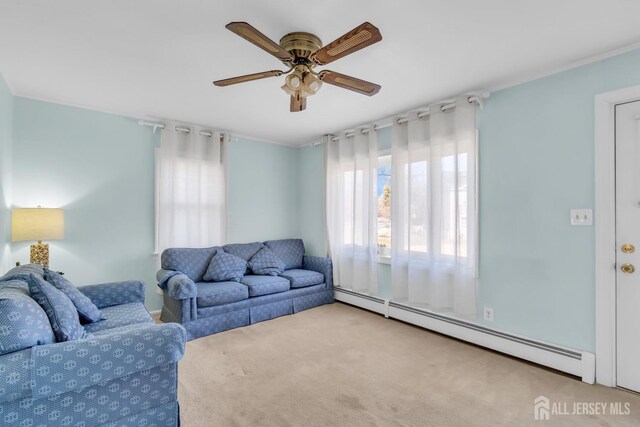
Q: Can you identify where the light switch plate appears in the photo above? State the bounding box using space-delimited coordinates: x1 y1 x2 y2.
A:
570 209 593 226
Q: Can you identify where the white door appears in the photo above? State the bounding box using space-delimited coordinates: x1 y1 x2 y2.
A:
615 100 640 392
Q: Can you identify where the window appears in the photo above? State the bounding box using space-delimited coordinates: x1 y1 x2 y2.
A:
377 154 392 260
155 128 225 253
401 152 469 259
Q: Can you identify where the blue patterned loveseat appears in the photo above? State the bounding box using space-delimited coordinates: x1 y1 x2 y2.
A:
0 264 186 426
157 238 334 340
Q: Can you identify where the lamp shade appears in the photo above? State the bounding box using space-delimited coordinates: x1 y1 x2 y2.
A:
12 208 65 242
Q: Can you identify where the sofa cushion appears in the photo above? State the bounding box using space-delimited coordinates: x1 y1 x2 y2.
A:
222 242 264 262
240 275 290 297
203 251 247 282
196 282 249 308
43 269 104 323
82 302 153 334
248 247 286 276
79 280 146 309
26 274 88 342
264 239 304 270
280 269 325 288
161 246 220 282
0 279 55 355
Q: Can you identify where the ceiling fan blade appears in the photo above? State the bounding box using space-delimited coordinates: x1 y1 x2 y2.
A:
311 22 382 65
319 71 381 96
213 70 283 87
226 22 294 62
290 94 307 112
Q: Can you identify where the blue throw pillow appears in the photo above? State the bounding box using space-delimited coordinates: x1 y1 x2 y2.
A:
249 247 286 276
0 279 56 355
203 250 247 282
0 263 45 282
27 274 88 342
264 239 305 270
43 269 104 323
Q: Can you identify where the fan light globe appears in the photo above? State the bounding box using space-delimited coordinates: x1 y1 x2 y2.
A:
309 80 321 93
303 73 322 95
285 73 302 91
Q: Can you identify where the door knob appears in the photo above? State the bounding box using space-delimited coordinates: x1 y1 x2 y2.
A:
621 263 635 274
621 243 635 254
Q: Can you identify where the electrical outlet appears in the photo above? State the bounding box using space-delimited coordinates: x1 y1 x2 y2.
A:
483 307 494 322
570 209 593 226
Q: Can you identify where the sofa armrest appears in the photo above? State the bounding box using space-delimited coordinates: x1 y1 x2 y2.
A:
157 269 197 300
30 322 186 400
78 280 145 309
303 255 333 288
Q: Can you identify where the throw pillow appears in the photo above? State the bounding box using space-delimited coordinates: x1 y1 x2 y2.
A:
203 250 247 282
0 263 45 282
249 247 286 276
0 280 56 355
44 269 104 323
264 239 305 270
27 273 88 342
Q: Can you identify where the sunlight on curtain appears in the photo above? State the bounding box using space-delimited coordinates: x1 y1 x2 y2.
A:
391 97 477 316
326 126 379 295
155 125 226 253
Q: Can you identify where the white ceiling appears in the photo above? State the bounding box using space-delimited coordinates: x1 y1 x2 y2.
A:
1 1 640 146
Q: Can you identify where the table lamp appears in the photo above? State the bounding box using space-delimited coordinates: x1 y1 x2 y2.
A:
12 207 65 268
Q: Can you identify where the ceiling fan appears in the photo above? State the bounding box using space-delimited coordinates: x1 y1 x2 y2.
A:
213 22 383 112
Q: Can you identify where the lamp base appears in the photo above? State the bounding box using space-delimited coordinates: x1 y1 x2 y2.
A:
30 242 49 268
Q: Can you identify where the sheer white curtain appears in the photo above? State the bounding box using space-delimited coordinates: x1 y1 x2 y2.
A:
391 97 477 316
326 126 378 295
156 124 226 253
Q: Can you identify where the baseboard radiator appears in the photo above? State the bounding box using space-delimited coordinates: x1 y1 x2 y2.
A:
334 287 595 384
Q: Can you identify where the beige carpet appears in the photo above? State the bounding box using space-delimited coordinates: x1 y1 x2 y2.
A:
177 302 640 426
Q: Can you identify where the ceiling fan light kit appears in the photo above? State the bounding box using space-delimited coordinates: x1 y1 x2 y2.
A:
213 22 383 112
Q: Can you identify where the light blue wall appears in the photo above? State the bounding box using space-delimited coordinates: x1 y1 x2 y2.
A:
11 98 162 309
227 139 326 257
227 138 300 244
0 73 13 272
378 126 392 151
297 145 325 257
477 47 640 351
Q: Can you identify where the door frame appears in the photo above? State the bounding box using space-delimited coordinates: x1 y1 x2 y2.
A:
595 84 640 386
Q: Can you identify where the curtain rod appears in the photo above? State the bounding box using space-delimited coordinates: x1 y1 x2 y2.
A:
138 120 221 139
327 95 482 142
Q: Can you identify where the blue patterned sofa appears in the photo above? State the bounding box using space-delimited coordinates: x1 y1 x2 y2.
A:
0 264 186 426
157 239 334 340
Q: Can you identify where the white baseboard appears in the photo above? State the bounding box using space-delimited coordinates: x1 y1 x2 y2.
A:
334 287 595 384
